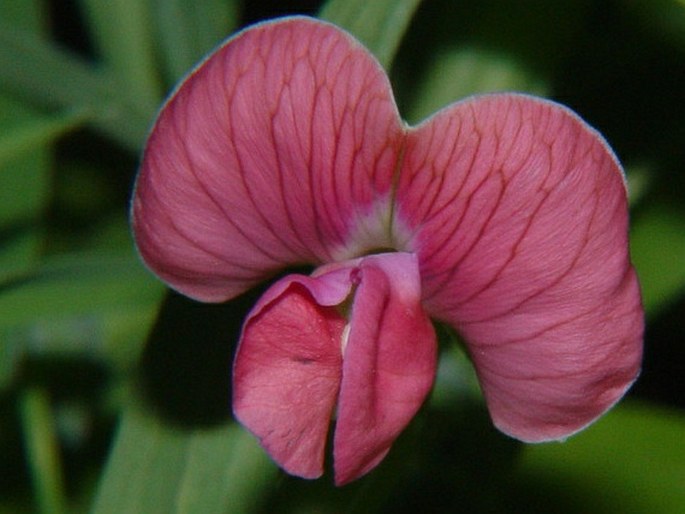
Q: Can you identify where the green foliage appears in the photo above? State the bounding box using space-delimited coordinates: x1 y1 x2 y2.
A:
515 401 685 514
319 0 423 68
0 1 683 513
91 405 276 514
631 205 685 316
153 0 241 83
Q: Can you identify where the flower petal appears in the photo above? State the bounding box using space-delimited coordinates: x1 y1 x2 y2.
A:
396 94 643 441
334 253 437 485
132 17 404 302
232 268 352 479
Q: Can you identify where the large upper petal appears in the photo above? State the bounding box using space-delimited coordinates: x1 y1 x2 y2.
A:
132 17 404 302
333 253 437 485
396 94 643 441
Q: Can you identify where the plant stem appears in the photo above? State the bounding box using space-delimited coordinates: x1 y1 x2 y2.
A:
19 387 67 514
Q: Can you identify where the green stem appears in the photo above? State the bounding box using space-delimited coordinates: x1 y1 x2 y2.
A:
19 387 67 514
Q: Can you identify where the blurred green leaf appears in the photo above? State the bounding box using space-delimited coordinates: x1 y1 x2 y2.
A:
0 0 45 31
19 388 67 514
319 0 424 69
0 230 42 287
0 97 48 223
406 46 547 124
626 0 685 48
430 324 482 407
152 0 240 84
625 162 652 207
630 205 685 316
0 252 164 388
90 406 277 514
0 108 87 168
0 253 162 331
0 96 84 284
514 401 685 514
0 24 151 151
0 0 53 394
79 0 162 111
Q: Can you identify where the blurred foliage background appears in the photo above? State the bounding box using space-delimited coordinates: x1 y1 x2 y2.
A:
0 0 684 513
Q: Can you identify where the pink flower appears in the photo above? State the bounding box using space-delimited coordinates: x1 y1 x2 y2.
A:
131 17 643 485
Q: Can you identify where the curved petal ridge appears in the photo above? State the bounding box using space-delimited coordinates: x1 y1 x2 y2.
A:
232 268 353 479
133 17 404 302
333 253 437 485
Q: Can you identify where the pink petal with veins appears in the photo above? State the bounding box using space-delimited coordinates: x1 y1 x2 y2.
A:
232 267 352 478
132 15 644 478
334 253 437 485
234 253 436 483
397 94 643 441
132 17 404 302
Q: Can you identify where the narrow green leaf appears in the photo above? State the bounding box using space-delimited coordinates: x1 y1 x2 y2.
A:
630 205 685 316
0 250 163 380
19 388 67 514
153 0 240 83
79 0 162 111
405 47 547 124
625 0 685 49
0 96 56 283
0 96 49 223
0 335 21 390
0 24 152 151
430 325 482 407
90 406 187 514
0 0 46 32
0 108 88 168
515 402 685 514
0 251 163 388
0 231 43 286
0 253 162 331
175 422 276 513
91 405 277 514
319 0 424 69
0 0 57 392
626 162 652 207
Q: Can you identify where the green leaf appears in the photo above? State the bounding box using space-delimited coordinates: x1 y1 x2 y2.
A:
0 230 43 286
430 324 482 407
0 108 87 168
0 97 48 223
625 162 652 207
625 0 685 49
152 0 240 83
0 0 45 32
0 253 162 330
0 0 57 393
0 23 152 151
319 0 424 69
0 252 164 386
78 0 162 111
514 401 685 514
405 47 547 124
0 95 85 284
0 97 51 283
19 388 67 514
630 205 685 316
90 406 277 514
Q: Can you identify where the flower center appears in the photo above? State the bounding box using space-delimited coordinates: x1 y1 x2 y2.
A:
330 196 412 262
